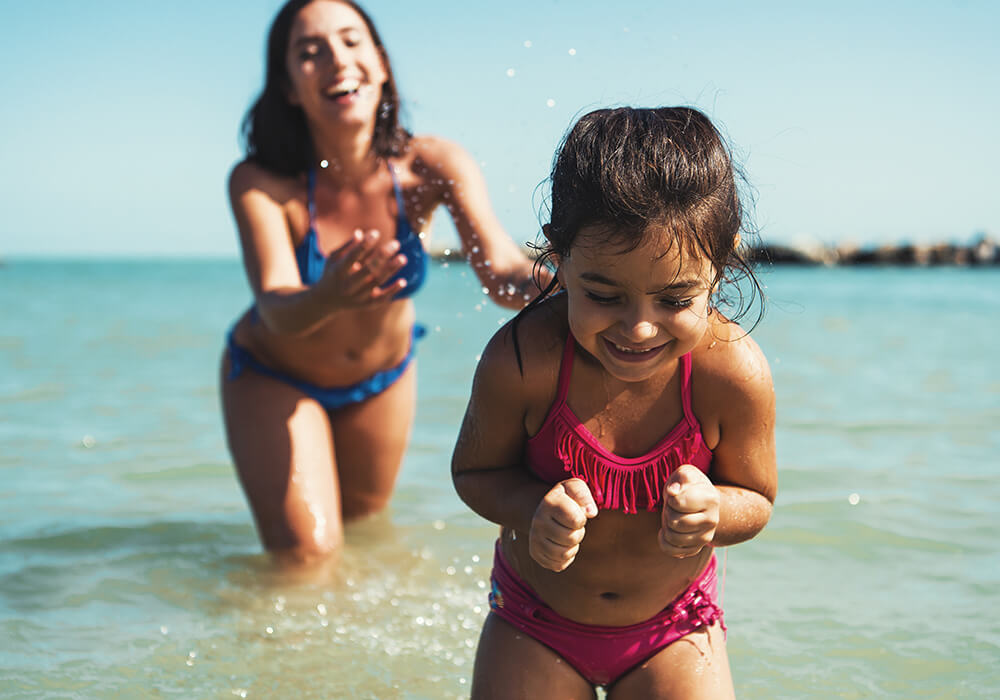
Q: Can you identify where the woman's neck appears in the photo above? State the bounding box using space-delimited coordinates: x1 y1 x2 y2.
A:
309 121 382 185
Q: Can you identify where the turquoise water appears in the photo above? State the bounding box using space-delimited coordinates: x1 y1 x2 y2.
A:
1 260 997 698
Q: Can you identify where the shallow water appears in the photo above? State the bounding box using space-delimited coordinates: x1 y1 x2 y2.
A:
1 260 998 698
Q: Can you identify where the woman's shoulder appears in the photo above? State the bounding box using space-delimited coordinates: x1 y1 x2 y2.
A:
228 159 304 205
400 134 478 179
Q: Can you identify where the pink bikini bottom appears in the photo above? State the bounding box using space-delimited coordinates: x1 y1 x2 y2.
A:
487 541 724 687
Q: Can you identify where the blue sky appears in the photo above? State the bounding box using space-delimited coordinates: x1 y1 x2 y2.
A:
1 0 997 257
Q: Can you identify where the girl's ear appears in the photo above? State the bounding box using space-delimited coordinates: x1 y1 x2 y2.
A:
733 231 742 250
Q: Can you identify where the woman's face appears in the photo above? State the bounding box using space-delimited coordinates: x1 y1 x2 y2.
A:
284 1 388 128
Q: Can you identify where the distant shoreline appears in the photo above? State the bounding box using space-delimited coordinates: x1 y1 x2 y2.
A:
427 234 1000 267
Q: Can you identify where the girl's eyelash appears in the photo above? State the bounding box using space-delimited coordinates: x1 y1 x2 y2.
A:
660 297 693 309
584 291 618 304
584 290 693 309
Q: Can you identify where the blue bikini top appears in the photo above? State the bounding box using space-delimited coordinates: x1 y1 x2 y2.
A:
295 164 428 299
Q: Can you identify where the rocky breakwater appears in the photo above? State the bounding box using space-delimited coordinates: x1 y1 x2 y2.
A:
747 234 999 267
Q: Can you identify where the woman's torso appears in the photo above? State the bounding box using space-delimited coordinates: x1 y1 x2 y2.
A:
503 298 720 626
232 144 448 387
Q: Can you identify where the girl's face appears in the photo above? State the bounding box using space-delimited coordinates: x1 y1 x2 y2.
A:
284 1 387 127
556 226 716 384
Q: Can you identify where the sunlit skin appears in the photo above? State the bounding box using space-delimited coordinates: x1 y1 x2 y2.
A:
222 0 546 568
453 225 777 698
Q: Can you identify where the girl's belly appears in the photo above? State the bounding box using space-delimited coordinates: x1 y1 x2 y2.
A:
230 301 416 387
501 509 714 627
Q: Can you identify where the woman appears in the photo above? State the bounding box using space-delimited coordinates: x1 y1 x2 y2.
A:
222 0 543 564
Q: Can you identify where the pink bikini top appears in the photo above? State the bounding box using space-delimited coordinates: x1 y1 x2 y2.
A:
525 335 713 514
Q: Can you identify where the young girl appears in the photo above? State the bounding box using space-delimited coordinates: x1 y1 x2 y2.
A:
452 107 777 699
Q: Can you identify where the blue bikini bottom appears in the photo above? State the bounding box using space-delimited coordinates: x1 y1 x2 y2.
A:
226 324 426 411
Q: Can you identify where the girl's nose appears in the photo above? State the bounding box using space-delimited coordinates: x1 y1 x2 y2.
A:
621 317 657 342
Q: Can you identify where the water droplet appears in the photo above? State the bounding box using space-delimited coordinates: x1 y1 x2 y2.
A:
160 626 169 635
81 435 95 448
523 40 532 48
546 99 556 108
848 493 860 505
320 159 329 169
506 68 515 77
316 603 327 616
432 520 446 530
265 626 274 635
568 48 577 56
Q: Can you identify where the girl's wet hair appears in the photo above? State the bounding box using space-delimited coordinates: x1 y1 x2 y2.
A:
240 0 410 175
516 106 763 370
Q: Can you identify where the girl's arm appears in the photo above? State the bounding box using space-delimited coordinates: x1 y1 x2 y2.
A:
452 327 547 531
228 161 405 336
709 333 777 547
421 138 552 310
660 331 777 556
452 326 597 571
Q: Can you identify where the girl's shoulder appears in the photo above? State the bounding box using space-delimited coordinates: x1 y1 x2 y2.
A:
690 316 774 413
476 294 568 401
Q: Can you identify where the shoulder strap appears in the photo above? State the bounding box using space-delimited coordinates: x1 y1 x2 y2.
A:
306 168 317 229
553 333 576 405
386 161 408 226
679 353 697 424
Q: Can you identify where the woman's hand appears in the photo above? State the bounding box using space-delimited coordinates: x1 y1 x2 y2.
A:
529 478 598 572
316 229 408 309
658 465 720 558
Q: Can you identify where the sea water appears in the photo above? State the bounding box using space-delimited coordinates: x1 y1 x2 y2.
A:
0 260 997 698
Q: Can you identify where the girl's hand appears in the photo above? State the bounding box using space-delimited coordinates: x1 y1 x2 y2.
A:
529 478 598 572
317 229 408 308
658 465 720 558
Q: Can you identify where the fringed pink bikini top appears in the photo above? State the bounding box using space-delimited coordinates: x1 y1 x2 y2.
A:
525 334 713 514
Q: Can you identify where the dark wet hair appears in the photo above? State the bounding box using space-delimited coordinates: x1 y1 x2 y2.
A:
240 0 410 175
515 106 763 369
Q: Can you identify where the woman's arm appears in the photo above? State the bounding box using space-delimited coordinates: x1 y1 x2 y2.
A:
421 138 552 310
229 161 406 335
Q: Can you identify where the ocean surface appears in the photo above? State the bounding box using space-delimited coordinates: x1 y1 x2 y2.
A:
0 260 997 699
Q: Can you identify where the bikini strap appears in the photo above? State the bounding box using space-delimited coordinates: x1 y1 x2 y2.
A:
306 168 317 229
386 161 408 227
553 333 576 406
679 352 697 425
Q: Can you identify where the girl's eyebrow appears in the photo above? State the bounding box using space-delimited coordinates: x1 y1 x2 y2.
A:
581 272 704 294
651 279 706 294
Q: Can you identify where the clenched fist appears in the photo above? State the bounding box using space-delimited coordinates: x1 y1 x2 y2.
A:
658 464 720 558
529 478 598 571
